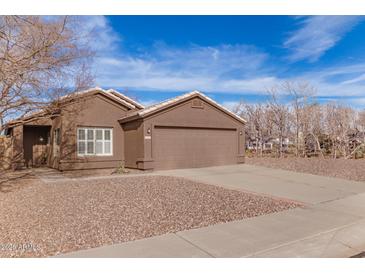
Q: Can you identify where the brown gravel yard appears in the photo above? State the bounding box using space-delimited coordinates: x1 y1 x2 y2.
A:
0 175 299 257
246 157 365 182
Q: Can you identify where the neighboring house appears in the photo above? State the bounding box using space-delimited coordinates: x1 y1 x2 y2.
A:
246 137 291 151
4 87 246 171
246 137 274 151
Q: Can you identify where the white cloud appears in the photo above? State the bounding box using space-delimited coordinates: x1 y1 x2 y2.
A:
341 73 365 85
284 16 362 62
95 42 271 93
150 42 268 76
76 16 121 52
322 97 365 110
139 99 159 107
219 77 279 93
79 16 365 104
221 101 240 111
310 81 364 97
346 97 365 106
296 62 365 96
95 46 365 98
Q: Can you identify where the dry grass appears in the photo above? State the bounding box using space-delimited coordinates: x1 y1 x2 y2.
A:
246 157 365 182
0 175 299 257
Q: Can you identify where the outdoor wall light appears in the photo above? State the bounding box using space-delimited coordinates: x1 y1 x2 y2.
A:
39 136 44 142
147 128 151 134
239 131 243 135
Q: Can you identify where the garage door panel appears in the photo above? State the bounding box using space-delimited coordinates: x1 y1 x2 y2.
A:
153 127 237 170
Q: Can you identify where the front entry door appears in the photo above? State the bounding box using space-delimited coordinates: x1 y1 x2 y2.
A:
23 126 50 167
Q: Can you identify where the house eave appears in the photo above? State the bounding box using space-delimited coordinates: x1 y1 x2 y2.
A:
118 113 142 124
118 90 247 125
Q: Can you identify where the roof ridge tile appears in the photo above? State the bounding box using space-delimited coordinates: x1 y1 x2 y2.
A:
120 90 246 124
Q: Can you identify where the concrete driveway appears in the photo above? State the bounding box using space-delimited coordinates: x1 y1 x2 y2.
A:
155 164 365 205
58 164 365 258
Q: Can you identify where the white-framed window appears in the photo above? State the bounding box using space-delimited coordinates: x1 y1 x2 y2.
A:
77 127 113 156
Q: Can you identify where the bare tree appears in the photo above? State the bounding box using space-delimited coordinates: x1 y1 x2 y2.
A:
0 16 94 132
283 81 316 157
234 101 269 156
303 103 325 157
234 82 365 160
324 102 355 158
267 87 290 158
358 110 365 132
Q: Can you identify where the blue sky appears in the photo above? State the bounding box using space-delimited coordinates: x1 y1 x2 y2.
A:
85 16 365 109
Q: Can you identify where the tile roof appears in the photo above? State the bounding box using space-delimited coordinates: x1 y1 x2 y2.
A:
60 87 143 110
105 89 144 109
5 87 144 127
120 90 246 124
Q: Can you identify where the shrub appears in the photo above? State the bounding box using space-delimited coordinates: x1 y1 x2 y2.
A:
355 147 364 159
114 161 129 174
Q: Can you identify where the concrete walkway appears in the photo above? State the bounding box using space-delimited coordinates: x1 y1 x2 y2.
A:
57 164 365 258
32 167 70 183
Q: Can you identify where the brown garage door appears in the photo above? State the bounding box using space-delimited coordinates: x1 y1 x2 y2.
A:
153 126 237 170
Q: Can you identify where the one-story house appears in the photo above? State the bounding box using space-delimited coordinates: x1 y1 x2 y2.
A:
3 87 246 171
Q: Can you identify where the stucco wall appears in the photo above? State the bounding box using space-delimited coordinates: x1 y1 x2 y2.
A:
57 94 129 170
0 136 12 170
122 120 144 169
145 99 244 129
130 97 245 170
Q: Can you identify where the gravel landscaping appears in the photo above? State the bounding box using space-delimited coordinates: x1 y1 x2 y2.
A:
246 157 365 182
0 175 299 257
